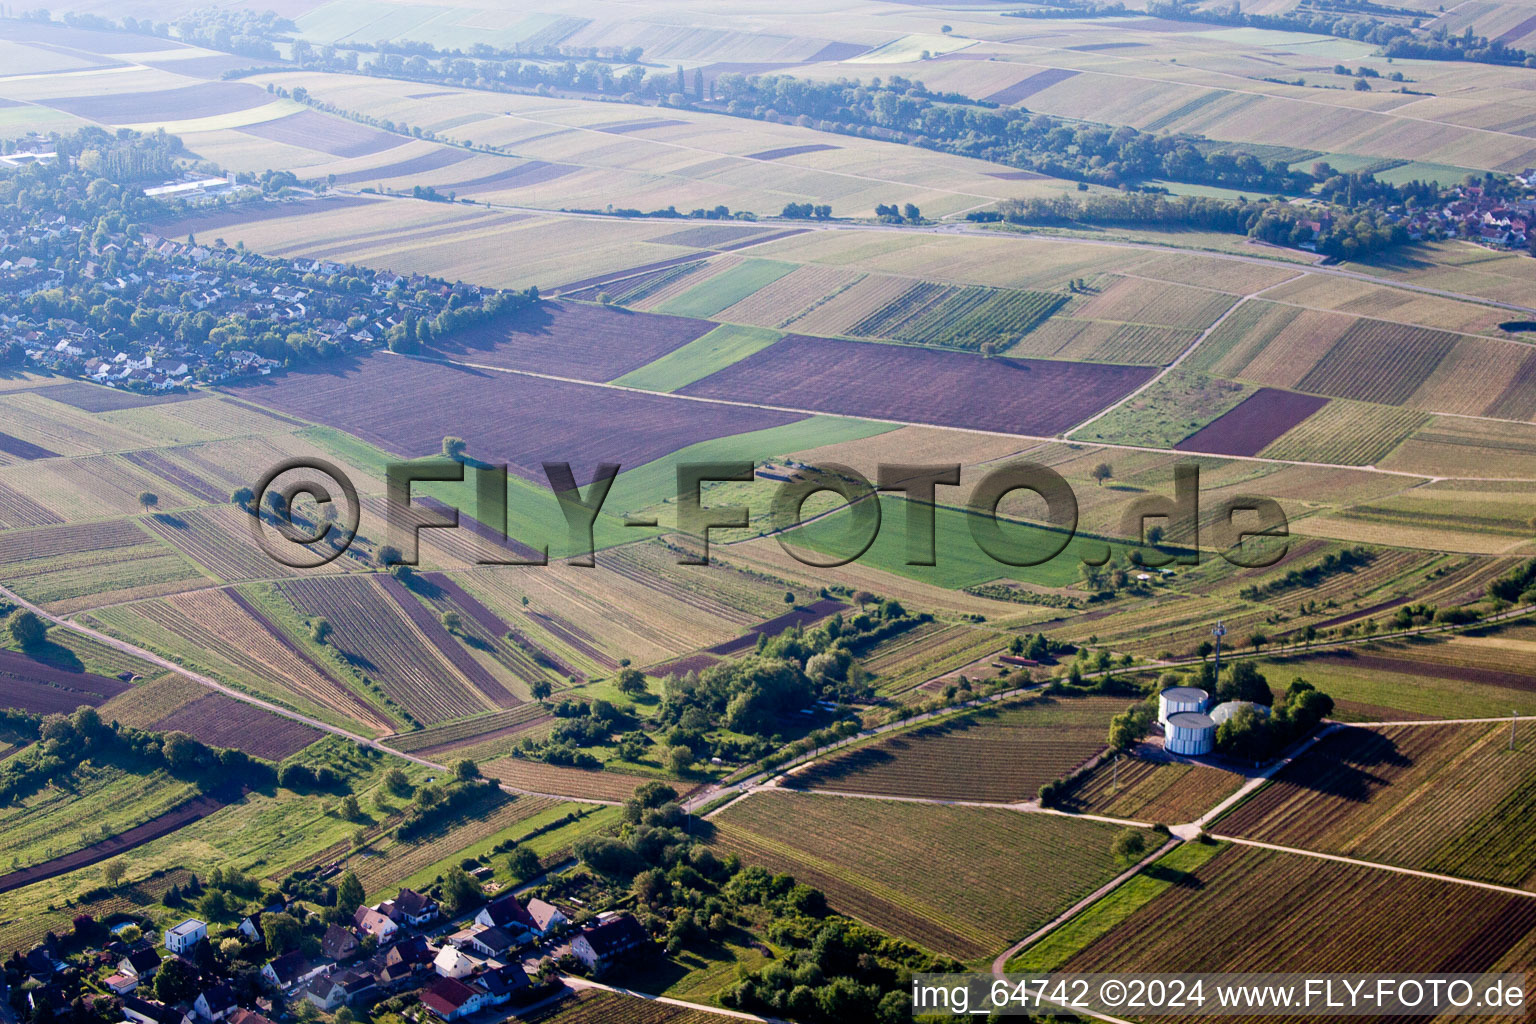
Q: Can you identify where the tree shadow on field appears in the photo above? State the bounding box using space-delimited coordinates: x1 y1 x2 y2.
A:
1142 862 1204 890
338 648 381 674
1275 726 1411 803
19 639 86 674
151 512 188 529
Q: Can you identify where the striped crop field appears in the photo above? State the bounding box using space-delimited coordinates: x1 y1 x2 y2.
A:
846 280 1067 351
1056 845 1536 1011
1060 756 1244 825
1295 320 1459 405
783 694 1124 801
1217 722 1536 888
1259 400 1429 465
710 791 1136 961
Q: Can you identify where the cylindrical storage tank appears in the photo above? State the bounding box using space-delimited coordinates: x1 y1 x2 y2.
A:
1210 700 1269 725
1158 686 1209 725
1165 712 1216 756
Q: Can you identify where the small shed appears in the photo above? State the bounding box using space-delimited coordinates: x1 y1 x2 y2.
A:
1165 712 1216 756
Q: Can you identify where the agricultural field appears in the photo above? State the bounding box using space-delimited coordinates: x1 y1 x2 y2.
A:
1258 400 1428 466
783 694 1126 801
1052 844 1536 991
423 299 714 383
1077 370 1255 449
678 333 1154 437
612 324 782 392
1060 756 1245 825
844 280 1068 352
224 349 806 485
710 791 1137 960
279 575 506 725
1218 722 1536 888
86 588 396 735
0 650 131 715
480 757 665 802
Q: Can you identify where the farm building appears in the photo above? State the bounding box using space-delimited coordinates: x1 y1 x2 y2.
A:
1211 700 1270 725
1166 712 1217 756
1158 686 1209 725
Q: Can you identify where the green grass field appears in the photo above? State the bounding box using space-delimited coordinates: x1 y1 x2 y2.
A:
613 324 783 392
658 260 798 318
784 493 1113 589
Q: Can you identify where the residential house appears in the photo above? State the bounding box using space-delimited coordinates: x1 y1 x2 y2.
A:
119 946 162 980
104 973 138 996
389 888 439 926
226 1010 275 1024
193 984 236 1022
353 906 398 944
303 968 376 1010
164 919 207 954
476 895 535 934
385 935 431 970
432 946 475 980
570 914 650 974
322 924 359 962
420 977 485 1021
524 899 568 937
237 917 264 945
261 951 319 992
472 963 531 1007
123 997 192 1024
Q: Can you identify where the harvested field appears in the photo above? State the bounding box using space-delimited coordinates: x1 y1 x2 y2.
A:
1174 389 1329 457
148 196 382 239
1295 320 1458 404
152 691 320 761
480 758 661 802
237 109 407 157
0 432 56 460
425 299 713 382
439 160 575 194
281 576 494 724
0 650 131 714
678 335 1154 437
225 352 804 484
554 252 714 295
984 68 1081 104
646 225 771 247
41 82 271 123
784 694 1123 802
326 147 473 185
1218 722 1536 888
713 266 863 328
1060 756 1243 824
711 791 1132 960
38 382 197 413
1057 844 1536 1000
1073 277 1235 331
745 143 841 160
0 792 226 897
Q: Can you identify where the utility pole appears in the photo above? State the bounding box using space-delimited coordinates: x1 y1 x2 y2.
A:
1212 621 1227 679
